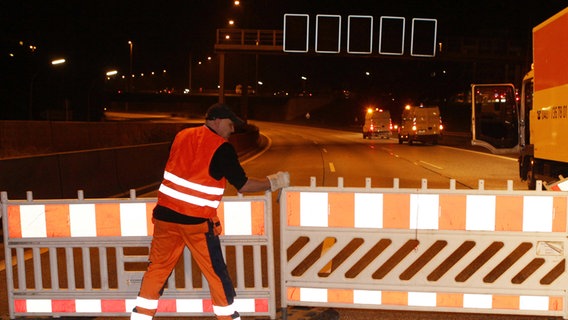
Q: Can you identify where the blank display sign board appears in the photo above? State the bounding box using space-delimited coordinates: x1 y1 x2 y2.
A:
315 15 341 53
283 14 309 52
379 16 405 55
284 13 437 57
411 18 437 57
347 15 373 54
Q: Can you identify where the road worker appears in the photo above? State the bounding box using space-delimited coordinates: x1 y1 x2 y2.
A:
130 103 290 320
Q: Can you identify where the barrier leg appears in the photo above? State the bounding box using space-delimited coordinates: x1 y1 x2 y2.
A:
280 307 288 320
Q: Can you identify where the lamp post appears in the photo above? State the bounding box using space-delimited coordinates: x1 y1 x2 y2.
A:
128 41 133 91
87 70 118 121
127 41 133 112
188 53 192 93
29 58 66 120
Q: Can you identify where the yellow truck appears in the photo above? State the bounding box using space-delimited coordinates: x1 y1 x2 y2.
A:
398 104 443 145
362 107 392 139
472 7 568 189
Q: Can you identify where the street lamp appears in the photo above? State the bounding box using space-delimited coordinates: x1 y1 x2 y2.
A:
52 58 66 65
86 69 118 121
29 58 66 120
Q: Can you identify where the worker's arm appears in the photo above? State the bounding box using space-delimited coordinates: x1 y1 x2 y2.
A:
237 177 271 193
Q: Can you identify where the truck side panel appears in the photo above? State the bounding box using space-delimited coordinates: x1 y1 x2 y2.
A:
531 7 568 164
533 7 568 92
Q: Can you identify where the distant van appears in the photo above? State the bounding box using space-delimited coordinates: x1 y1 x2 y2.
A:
362 108 392 139
398 105 443 145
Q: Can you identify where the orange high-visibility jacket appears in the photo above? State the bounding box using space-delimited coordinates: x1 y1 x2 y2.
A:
157 125 227 218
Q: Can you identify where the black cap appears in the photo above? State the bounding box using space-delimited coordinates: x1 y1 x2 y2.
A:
205 103 244 126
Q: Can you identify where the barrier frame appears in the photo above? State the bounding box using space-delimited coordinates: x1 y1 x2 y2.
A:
280 177 568 319
1 190 276 319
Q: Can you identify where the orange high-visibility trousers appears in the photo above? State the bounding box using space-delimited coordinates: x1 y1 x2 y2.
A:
130 218 240 319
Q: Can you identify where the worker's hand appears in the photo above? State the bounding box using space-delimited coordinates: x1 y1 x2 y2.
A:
267 171 290 191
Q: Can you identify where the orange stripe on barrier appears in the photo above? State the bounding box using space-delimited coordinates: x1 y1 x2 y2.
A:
95 203 121 236
287 192 301 227
328 193 354 228
382 291 407 305
493 295 519 310
157 299 177 312
7 206 22 238
495 196 523 231
255 298 269 312
145 203 154 235
14 300 26 312
383 194 410 229
328 288 353 304
46 204 71 237
251 201 265 235
52 300 75 312
553 196 567 232
550 296 563 310
436 292 463 308
101 299 126 312
287 287 301 301
439 194 466 230
203 299 214 312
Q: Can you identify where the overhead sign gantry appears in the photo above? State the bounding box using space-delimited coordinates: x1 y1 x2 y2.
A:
214 13 438 103
283 13 437 57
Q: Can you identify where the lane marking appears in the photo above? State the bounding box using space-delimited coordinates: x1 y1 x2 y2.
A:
438 145 517 161
329 162 336 172
419 160 444 170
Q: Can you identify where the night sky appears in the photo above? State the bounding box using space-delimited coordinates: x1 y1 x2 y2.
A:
1 1 566 119
3 1 566 72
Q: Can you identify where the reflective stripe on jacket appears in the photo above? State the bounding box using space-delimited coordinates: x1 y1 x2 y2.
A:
157 125 227 218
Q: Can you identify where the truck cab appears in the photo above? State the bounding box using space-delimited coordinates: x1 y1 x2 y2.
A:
471 7 568 190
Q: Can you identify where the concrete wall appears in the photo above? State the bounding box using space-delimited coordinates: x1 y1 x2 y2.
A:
0 121 193 159
0 121 261 199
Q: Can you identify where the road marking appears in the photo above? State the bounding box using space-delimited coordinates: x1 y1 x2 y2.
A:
419 160 443 170
329 162 336 172
438 145 517 161
241 134 272 165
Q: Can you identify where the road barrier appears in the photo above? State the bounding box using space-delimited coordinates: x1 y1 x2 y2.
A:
1 190 276 319
280 178 568 319
5 177 568 319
